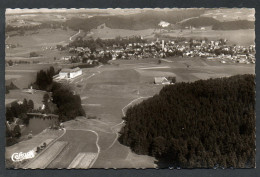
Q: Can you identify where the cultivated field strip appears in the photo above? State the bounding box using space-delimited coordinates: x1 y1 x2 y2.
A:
31 138 54 152
68 152 97 169
24 141 68 169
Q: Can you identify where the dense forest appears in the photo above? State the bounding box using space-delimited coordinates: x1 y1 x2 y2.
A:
179 17 220 28
119 74 255 168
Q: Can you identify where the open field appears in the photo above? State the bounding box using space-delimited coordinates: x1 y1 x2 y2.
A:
86 26 155 39
6 28 77 62
5 63 57 89
5 90 47 109
47 130 97 168
162 29 255 46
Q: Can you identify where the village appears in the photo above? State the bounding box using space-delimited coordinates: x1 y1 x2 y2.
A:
60 37 255 65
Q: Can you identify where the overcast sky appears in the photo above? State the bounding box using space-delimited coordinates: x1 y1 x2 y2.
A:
5 8 144 14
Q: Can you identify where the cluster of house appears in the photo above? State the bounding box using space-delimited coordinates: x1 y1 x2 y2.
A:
5 44 17 49
60 38 255 65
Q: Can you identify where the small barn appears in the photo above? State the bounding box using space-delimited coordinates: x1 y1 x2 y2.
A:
154 76 176 85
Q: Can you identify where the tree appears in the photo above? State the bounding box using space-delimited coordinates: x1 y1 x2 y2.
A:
13 125 21 138
28 100 34 111
36 147 41 153
43 93 50 103
10 102 20 118
22 98 28 112
6 107 14 122
151 136 167 157
7 60 13 66
29 52 39 58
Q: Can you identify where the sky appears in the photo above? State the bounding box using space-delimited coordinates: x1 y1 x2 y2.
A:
5 8 143 15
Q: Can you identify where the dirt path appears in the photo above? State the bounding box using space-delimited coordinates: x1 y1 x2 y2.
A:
69 29 81 41
103 96 152 152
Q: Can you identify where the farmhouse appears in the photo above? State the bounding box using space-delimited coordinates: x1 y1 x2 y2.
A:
158 21 170 28
154 76 176 85
58 67 82 79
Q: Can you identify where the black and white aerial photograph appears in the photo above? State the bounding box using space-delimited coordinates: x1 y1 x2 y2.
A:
5 8 255 169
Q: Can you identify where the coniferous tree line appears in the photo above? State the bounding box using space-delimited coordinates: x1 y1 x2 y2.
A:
119 74 255 168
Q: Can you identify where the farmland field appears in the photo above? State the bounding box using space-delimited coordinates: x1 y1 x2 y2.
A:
86 25 156 39
5 129 63 160
47 130 97 168
5 90 47 109
67 58 254 168
68 152 97 169
25 141 68 169
6 28 77 62
162 29 255 46
5 63 57 89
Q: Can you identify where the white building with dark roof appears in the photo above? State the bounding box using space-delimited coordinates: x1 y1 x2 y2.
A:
58 67 82 79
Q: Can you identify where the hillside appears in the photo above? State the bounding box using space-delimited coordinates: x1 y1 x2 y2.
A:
119 74 255 168
179 17 220 28
212 20 254 30
64 9 206 31
179 17 254 31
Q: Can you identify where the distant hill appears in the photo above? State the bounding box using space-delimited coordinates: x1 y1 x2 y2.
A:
64 9 206 31
179 17 254 31
179 17 220 28
65 11 254 32
119 74 255 168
